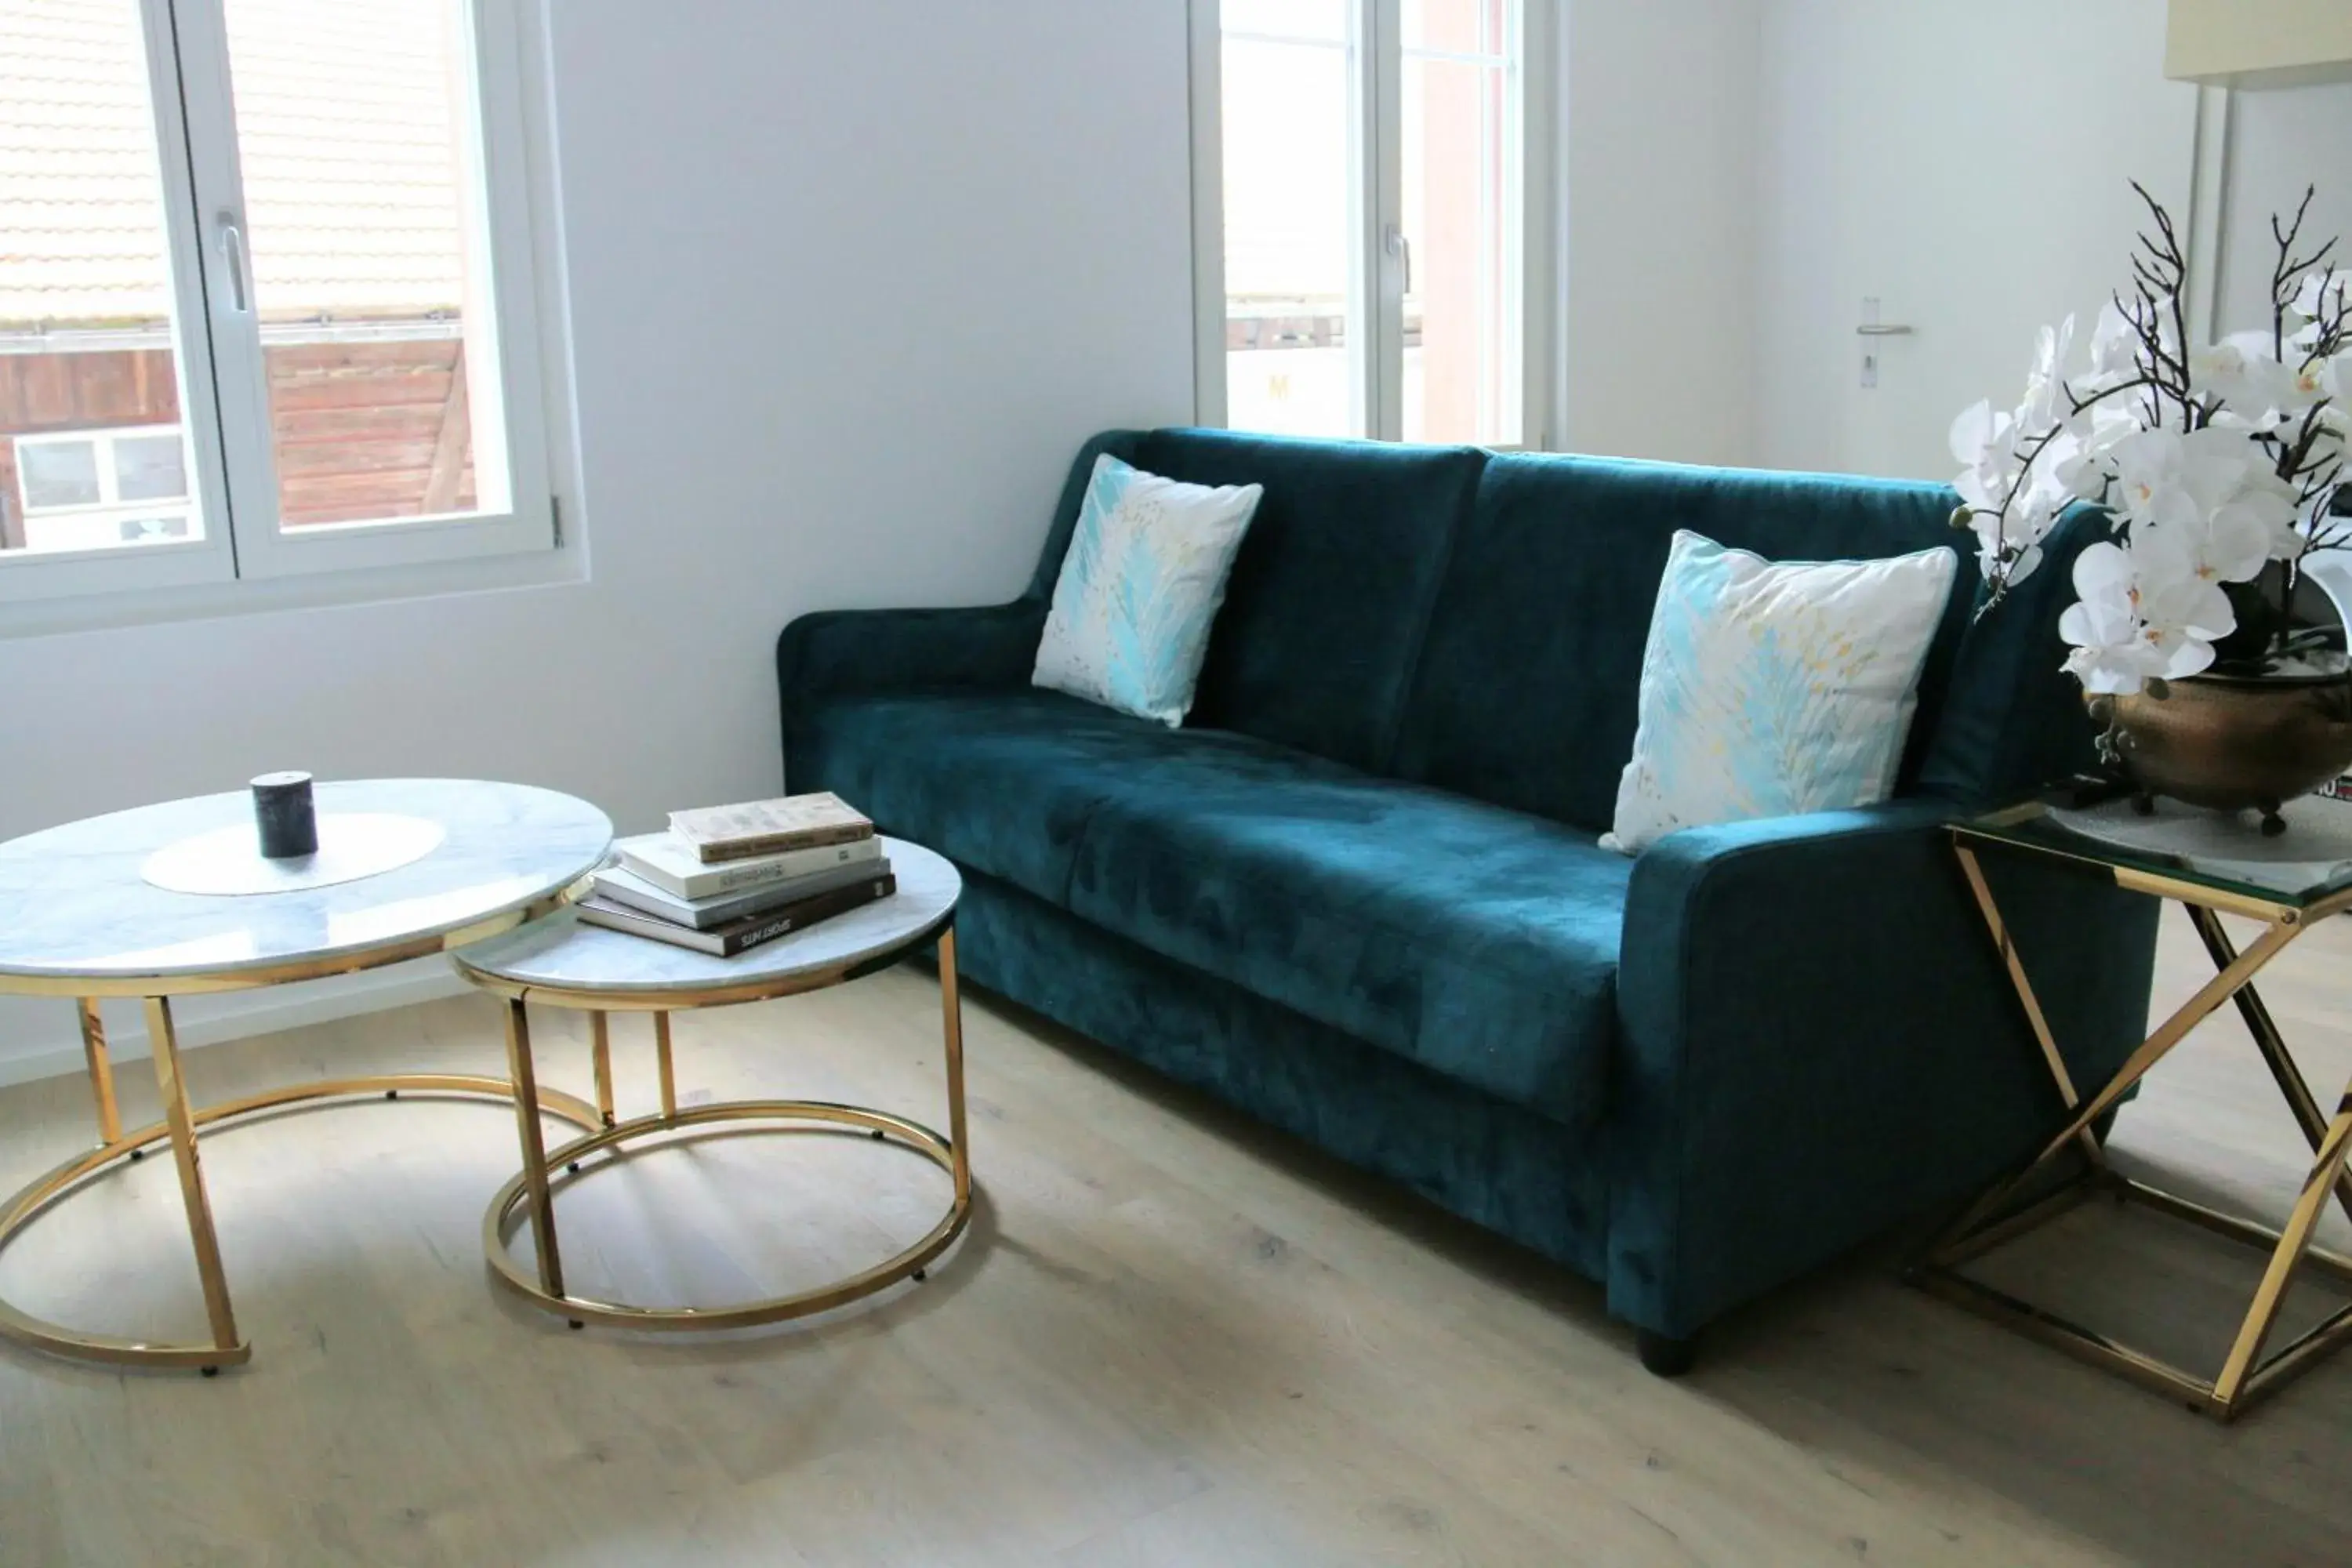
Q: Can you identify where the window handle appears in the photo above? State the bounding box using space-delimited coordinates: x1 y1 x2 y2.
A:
1385 223 1412 293
216 212 250 314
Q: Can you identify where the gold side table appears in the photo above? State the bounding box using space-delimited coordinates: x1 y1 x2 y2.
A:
1919 793 2352 1421
452 837 971 1331
0 779 613 1374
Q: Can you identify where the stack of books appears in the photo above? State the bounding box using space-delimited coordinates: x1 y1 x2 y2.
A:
576 792 895 956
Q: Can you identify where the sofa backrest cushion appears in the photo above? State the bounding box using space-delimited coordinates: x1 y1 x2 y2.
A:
1117 428 1486 773
1913 503 2110 804
1391 454 1973 832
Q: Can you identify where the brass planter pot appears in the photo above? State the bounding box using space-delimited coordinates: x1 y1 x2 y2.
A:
2092 669 2352 835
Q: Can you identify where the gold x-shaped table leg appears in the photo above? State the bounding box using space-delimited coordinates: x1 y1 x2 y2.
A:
1916 847 2352 1421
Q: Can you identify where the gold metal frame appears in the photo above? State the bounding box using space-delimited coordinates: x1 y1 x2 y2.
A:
0 881 594 1375
1917 833 2352 1421
466 924 972 1334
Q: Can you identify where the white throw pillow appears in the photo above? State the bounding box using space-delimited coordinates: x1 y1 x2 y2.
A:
1601 530 1958 855
1033 453 1264 727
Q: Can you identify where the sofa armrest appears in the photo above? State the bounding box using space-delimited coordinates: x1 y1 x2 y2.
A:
776 600 1047 722
1607 800 2157 1339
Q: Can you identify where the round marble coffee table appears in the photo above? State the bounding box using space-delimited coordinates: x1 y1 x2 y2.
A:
0 779 612 1374
452 837 970 1332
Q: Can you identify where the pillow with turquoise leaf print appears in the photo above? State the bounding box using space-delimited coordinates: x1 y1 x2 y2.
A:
1033 453 1264 727
1600 529 1958 855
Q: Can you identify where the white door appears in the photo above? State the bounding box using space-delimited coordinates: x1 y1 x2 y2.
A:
1754 0 2202 481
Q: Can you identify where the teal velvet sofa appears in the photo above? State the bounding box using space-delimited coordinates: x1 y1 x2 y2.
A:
776 428 2158 1371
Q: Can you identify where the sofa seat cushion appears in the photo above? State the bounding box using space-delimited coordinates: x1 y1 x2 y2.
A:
795 688 1629 1131
791 688 1229 908
1066 756 1632 1133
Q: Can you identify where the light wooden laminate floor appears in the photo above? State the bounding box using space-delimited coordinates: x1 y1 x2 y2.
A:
1 906 2349 1566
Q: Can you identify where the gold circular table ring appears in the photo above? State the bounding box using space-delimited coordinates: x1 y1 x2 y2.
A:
455 837 971 1334
482 1098 966 1330
0 780 615 1374
2 1076 604 1370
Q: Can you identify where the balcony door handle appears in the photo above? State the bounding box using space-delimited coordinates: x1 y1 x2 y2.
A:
1856 323 1915 336
216 212 251 314
1385 223 1412 294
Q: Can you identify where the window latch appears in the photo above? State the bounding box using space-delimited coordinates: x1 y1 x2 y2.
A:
216 212 251 314
1385 223 1412 294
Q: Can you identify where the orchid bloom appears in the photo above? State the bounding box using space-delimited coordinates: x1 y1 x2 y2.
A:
2189 335 2311 425
2057 536 2233 695
2058 543 2185 694
2292 269 2350 355
2020 315 2076 430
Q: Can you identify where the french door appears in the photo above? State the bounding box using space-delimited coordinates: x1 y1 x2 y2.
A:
1196 0 1544 448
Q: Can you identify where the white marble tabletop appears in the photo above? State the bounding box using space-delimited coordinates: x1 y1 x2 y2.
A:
454 837 958 1000
0 779 613 987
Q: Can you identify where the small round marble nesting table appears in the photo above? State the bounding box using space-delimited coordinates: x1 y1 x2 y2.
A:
452 837 971 1333
0 779 614 1374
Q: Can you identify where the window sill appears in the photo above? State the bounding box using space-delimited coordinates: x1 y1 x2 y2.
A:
0 528 583 642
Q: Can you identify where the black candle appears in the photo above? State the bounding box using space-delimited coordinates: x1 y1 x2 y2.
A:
252 771 318 859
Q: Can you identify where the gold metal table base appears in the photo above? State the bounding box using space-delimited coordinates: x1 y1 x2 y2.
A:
474 927 973 1335
1918 840 2352 1421
0 996 601 1374
482 1098 971 1330
1916 1166 2352 1417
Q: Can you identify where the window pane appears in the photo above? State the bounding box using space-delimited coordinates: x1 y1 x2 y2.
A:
222 0 505 529
113 429 187 501
18 441 101 509
1224 0 1348 40
1222 33 1361 439
1402 0 1504 54
1403 0 1519 446
0 0 207 555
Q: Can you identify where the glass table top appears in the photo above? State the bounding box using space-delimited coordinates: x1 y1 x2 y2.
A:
1956 791 2352 911
0 779 612 986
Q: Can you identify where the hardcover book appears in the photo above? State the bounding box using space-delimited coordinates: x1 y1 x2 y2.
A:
614 830 883 900
592 857 889 931
668 792 873 864
575 872 897 957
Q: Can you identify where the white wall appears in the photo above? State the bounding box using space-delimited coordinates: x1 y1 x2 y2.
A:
1558 0 1761 466
0 0 1199 1080
2214 80 2352 333
1752 0 2199 480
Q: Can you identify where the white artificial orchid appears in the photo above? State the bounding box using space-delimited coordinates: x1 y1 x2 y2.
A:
2058 541 2198 693
2077 300 2143 394
2292 268 2350 354
2053 399 2139 499
1961 186 2347 698
2296 267 2350 319
2132 509 2253 630
1949 398 2054 586
2189 334 2310 423
2020 315 2076 430
2324 350 2352 434
2107 426 2302 558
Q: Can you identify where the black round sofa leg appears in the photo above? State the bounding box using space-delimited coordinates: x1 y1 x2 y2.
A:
1636 1329 1699 1378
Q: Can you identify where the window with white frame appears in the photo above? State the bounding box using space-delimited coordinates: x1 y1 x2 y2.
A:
1196 0 1546 448
0 0 553 605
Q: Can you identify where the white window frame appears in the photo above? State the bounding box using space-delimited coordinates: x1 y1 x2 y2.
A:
0 0 564 619
1189 0 1557 450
